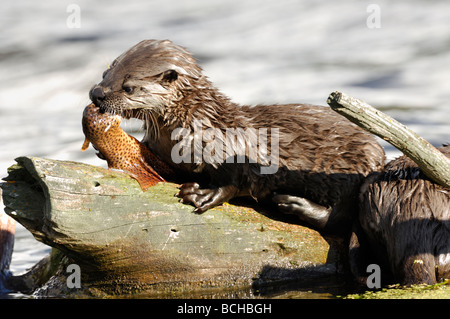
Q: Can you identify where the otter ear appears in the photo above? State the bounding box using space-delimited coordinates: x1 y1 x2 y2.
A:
161 69 178 83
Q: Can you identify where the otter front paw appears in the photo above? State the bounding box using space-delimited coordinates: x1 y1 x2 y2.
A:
177 183 238 214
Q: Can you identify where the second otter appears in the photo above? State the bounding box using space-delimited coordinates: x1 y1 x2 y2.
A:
89 39 385 234
350 145 450 285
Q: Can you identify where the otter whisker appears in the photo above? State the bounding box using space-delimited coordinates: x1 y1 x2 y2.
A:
137 109 160 141
150 112 161 140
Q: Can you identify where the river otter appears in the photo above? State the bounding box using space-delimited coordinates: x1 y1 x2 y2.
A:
350 145 450 285
89 39 385 234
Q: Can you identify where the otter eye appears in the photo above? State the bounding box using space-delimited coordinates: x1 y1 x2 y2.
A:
123 86 134 94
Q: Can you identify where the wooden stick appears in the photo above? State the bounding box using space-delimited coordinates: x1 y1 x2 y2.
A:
327 91 450 188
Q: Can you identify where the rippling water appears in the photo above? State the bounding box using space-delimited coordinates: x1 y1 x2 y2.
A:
0 0 449 298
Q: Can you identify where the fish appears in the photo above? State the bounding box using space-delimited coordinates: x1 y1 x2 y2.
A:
81 103 173 191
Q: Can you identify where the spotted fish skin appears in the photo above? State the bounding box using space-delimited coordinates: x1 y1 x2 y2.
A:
81 103 173 191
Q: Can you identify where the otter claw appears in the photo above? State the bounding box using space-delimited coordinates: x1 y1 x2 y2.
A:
178 183 239 214
177 183 218 213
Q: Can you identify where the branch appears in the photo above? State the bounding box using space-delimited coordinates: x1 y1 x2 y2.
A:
327 91 450 188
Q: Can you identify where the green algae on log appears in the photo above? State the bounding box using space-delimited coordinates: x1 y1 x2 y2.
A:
1 156 344 297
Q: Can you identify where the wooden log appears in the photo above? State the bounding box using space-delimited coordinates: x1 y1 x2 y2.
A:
1 156 343 297
327 91 450 189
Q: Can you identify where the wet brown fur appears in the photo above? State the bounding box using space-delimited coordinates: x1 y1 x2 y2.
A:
89 39 386 234
350 145 450 285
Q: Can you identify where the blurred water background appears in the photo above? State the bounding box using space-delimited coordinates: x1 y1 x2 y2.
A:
0 0 449 298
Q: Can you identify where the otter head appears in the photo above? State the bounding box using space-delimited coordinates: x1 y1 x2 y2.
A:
89 39 203 123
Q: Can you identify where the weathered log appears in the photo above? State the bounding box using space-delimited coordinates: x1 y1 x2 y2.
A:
327 91 450 189
1 156 344 297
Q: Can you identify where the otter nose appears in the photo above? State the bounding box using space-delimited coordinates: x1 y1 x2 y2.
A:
90 85 106 106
